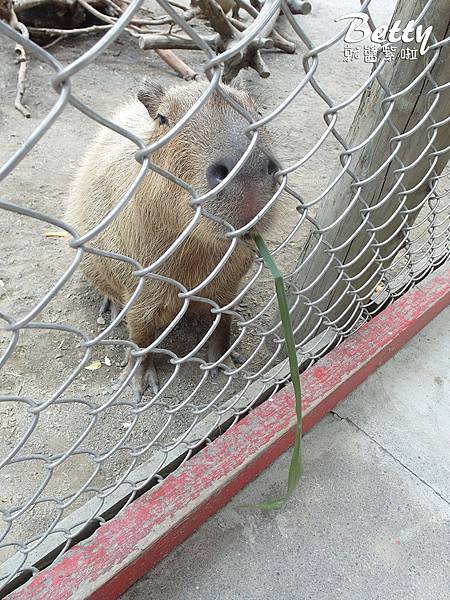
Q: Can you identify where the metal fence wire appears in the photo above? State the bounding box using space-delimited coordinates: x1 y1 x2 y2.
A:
0 0 449 592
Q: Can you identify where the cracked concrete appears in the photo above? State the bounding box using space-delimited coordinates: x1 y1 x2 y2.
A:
331 306 450 504
329 410 449 506
122 307 450 600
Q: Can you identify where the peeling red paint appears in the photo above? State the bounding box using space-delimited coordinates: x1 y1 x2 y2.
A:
6 266 449 600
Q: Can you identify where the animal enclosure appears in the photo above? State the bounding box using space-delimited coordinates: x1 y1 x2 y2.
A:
0 0 449 595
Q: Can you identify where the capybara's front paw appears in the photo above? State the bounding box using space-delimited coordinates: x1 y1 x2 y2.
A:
113 353 160 398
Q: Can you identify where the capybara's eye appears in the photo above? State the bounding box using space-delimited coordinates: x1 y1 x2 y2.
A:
157 113 168 126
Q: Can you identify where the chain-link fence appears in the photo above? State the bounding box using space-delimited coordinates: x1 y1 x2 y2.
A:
0 0 449 594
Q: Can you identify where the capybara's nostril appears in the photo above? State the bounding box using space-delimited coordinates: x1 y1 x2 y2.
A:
267 158 280 176
207 162 230 189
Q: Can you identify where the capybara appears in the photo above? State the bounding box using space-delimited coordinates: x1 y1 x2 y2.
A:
66 80 279 395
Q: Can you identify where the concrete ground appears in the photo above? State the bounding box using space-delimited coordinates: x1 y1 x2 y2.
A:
122 306 450 600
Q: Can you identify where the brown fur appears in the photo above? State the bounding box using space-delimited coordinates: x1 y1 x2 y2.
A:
66 81 278 388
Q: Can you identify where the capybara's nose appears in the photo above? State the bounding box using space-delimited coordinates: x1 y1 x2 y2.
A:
207 153 280 191
207 158 234 189
267 157 280 176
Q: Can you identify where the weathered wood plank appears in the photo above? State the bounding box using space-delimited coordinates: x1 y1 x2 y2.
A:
275 0 449 349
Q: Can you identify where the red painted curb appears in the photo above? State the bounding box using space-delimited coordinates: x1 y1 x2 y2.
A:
6 265 450 600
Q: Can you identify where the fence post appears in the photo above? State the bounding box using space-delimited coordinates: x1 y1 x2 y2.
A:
272 0 450 352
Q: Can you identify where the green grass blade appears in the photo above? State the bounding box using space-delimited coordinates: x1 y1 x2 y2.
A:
237 235 303 510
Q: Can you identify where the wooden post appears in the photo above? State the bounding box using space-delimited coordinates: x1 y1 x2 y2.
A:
273 0 450 352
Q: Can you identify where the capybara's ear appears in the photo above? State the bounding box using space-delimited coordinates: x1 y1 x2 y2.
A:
137 81 166 120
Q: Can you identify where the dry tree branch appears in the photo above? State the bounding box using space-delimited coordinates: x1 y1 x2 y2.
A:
14 32 30 118
139 32 220 50
269 29 295 53
75 0 199 78
28 23 112 37
234 0 295 54
1 0 200 107
76 0 116 24
155 48 198 79
4 0 307 100
197 0 236 40
12 0 107 11
41 34 64 47
195 0 283 81
226 13 294 53
13 0 70 9
75 0 164 31
167 0 189 10
5 3 31 117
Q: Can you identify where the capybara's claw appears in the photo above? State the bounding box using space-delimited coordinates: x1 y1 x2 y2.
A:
231 351 246 365
98 296 120 323
99 296 110 316
209 354 237 378
112 355 159 397
144 364 160 395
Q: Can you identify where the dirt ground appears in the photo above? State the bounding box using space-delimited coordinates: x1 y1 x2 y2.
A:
0 0 401 574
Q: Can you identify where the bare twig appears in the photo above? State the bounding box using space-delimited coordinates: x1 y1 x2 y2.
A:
109 0 157 21
76 0 152 33
182 6 202 20
234 0 296 53
234 0 258 19
15 0 199 81
77 0 200 78
197 0 236 40
76 0 116 24
196 0 281 81
227 15 245 31
139 32 220 50
8 6 31 117
12 0 106 11
270 29 295 53
252 48 269 77
230 18 295 54
167 0 189 10
13 0 70 10
155 48 199 80
15 48 30 118
28 23 113 37
6 0 303 92
126 7 201 28
41 34 65 48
